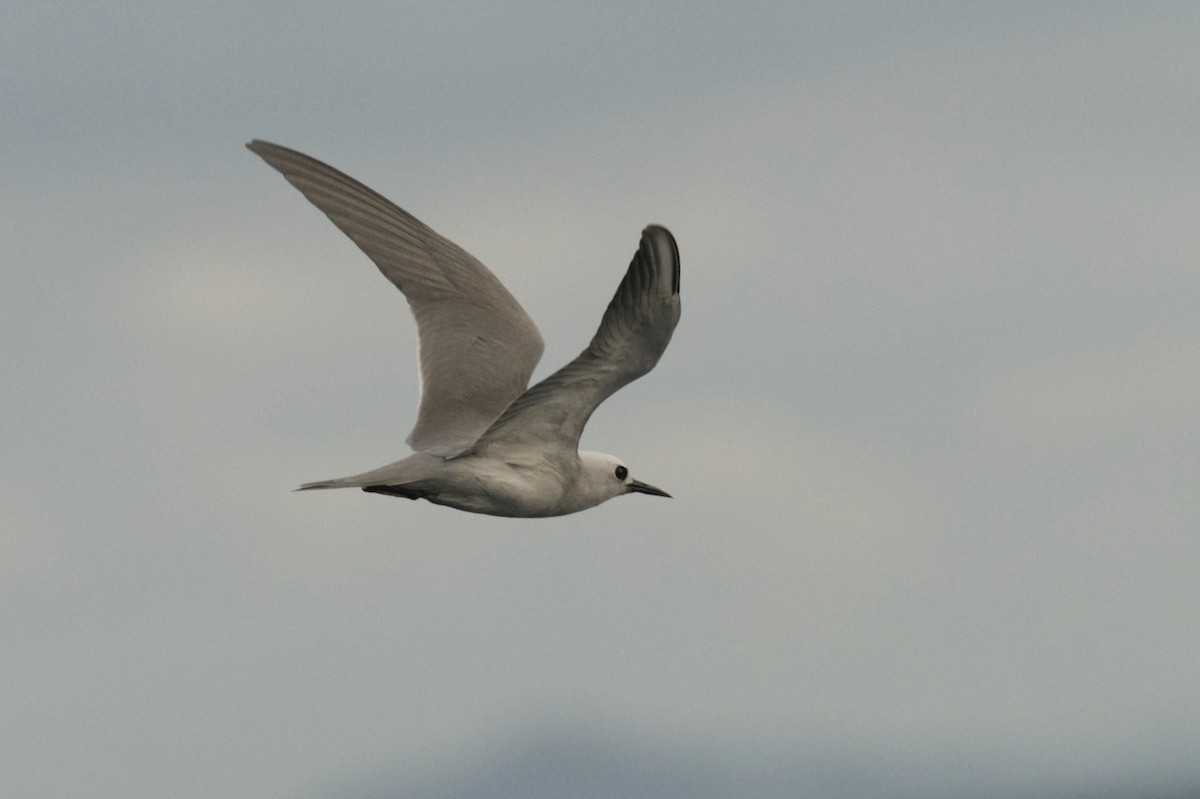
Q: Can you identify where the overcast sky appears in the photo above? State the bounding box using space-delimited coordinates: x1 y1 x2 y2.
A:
4 3 1200 797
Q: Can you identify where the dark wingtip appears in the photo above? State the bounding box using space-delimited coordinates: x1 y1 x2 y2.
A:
640 225 680 295
245 140 306 167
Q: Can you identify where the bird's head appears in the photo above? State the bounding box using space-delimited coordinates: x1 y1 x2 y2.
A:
577 450 671 505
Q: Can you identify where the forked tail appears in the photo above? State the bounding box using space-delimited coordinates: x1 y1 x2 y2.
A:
295 477 361 491
294 454 443 495
297 476 424 500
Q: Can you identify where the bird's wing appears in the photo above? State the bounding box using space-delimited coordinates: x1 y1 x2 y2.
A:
472 226 680 456
247 140 545 456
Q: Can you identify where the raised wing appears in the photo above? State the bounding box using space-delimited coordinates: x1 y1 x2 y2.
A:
247 140 545 456
472 226 680 456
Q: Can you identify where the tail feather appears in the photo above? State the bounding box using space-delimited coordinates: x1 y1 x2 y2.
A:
295 454 443 493
295 476 362 491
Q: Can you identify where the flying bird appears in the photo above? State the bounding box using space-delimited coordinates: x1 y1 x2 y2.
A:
247 141 681 517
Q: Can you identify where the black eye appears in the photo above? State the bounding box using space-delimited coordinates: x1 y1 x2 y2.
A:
614 465 628 481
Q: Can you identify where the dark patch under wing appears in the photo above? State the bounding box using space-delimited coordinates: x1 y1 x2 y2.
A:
362 484 426 500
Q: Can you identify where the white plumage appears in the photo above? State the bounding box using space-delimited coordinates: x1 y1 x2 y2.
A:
248 141 681 517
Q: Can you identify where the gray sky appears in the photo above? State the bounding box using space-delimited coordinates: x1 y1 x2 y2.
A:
4 3 1200 797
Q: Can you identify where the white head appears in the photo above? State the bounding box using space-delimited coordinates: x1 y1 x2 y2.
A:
574 450 671 511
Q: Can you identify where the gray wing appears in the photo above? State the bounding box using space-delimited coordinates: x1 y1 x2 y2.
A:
247 140 545 456
472 226 680 456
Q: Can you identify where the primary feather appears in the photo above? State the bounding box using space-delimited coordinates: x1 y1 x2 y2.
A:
247 140 544 456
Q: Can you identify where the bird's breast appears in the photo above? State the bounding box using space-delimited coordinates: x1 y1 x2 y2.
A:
428 456 571 517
